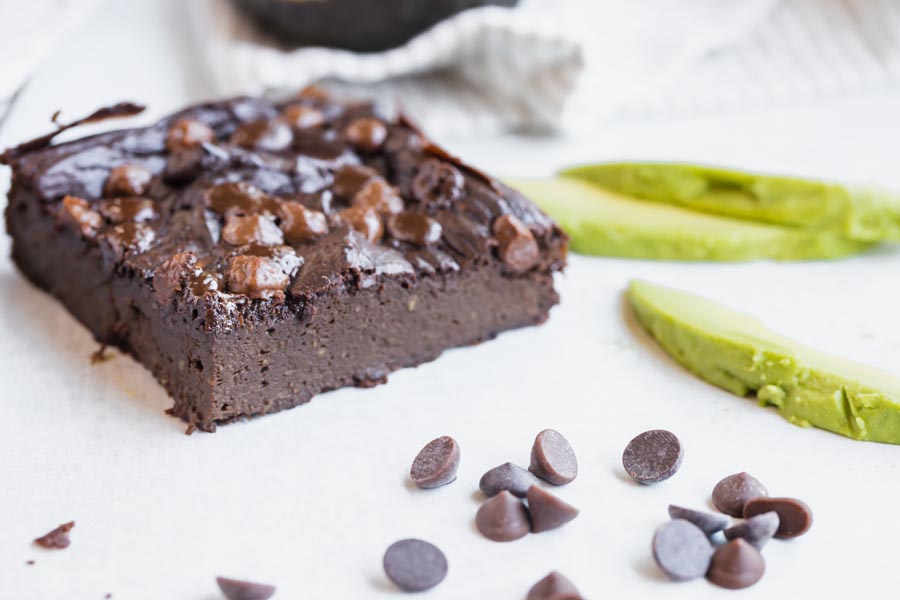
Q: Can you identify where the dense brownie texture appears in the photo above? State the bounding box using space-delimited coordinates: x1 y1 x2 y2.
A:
3 92 567 431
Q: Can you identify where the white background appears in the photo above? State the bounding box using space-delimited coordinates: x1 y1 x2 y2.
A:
2 1 900 598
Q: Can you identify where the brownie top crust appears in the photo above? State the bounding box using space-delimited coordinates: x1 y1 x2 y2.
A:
3 92 567 330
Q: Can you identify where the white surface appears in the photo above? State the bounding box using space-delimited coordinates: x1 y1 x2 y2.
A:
3 1 900 599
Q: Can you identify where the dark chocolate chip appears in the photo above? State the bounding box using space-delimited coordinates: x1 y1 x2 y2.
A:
337 206 383 242
409 435 460 489
712 472 769 517
526 485 579 533
411 158 464 208
724 511 779 549
382 538 448 592
743 497 812 539
527 571 581 600
387 212 442 246
104 163 152 197
215 576 276 600
529 429 577 486
230 118 293 152
277 202 329 243
479 462 540 498
34 522 74 549
98 196 157 223
226 255 290 300
353 179 404 215
492 214 539 273
153 252 198 305
475 490 531 542
166 118 216 151
667 505 730 536
343 117 388 152
205 182 280 216
622 429 683 485
222 213 284 246
332 164 379 199
651 519 713 582
706 538 765 590
60 195 103 238
282 104 326 129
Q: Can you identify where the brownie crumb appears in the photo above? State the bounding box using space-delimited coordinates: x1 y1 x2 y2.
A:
90 345 112 365
26 560 35 566
34 522 74 549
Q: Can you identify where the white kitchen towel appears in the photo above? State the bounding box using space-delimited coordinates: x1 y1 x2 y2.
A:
190 0 781 137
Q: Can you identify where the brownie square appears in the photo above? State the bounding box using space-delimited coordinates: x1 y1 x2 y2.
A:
3 93 566 431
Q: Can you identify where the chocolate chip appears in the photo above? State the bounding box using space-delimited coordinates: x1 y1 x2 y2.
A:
215 576 276 600
526 571 581 600
387 212 442 246
743 497 812 539
60 195 103 238
230 119 293 152
343 117 388 152
337 206 383 242
667 505 730 536
226 255 290 300
479 462 540 498
165 118 216 151
712 472 769 517
153 252 198 305
724 511 779 549
205 182 279 216
492 214 539 273
529 429 577 486
332 164 378 199
353 178 404 215
282 104 326 129
409 435 460 489
99 222 156 261
411 158 464 208
622 429 683 485
526 485 579 533
98 196 157 223
706 538 765 589
382 538 448 592
278 202 329 243
104 163 152 197
222 213 284 246
651 519 713 582
475 490 531 542
34 522 74 549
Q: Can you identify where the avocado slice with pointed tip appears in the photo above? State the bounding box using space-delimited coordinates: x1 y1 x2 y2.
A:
627 279 900 444
561 162 900 242
508 177 872 261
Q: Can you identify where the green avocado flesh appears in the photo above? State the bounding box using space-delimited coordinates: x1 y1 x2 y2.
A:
561 162 900 242
508 178 872 261
627 279 900 444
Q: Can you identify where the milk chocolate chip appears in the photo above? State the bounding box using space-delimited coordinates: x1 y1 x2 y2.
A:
411 158 464 207
278 202 329 243
409 435 460 489
98 196 157 223
60 195 103 238
104 163 152 197
282 104 326 129
165 118 215 151
493 214 538 273
33 522 75 549
529 429 577 485
387 212 442 246
743 497 812 539
475 490 531 542
353 178 404 215
706 538 765 589
343 117 387 152
230 118 293 152
226 255 290 300
221 213 284 246
338 206 383 242
216 576 276 600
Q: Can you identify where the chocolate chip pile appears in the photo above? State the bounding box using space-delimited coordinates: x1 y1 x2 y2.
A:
381 430 584 596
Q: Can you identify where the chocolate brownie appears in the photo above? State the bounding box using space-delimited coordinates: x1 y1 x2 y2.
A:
2 91 567 431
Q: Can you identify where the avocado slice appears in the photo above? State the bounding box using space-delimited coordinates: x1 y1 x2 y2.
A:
508 177 872 261
627 279 900 444
561 162 900 242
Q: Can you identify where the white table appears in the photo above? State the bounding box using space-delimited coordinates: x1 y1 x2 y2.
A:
2 1 900 598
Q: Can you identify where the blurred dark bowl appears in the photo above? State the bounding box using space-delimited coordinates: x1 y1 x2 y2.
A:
233 0 520 52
